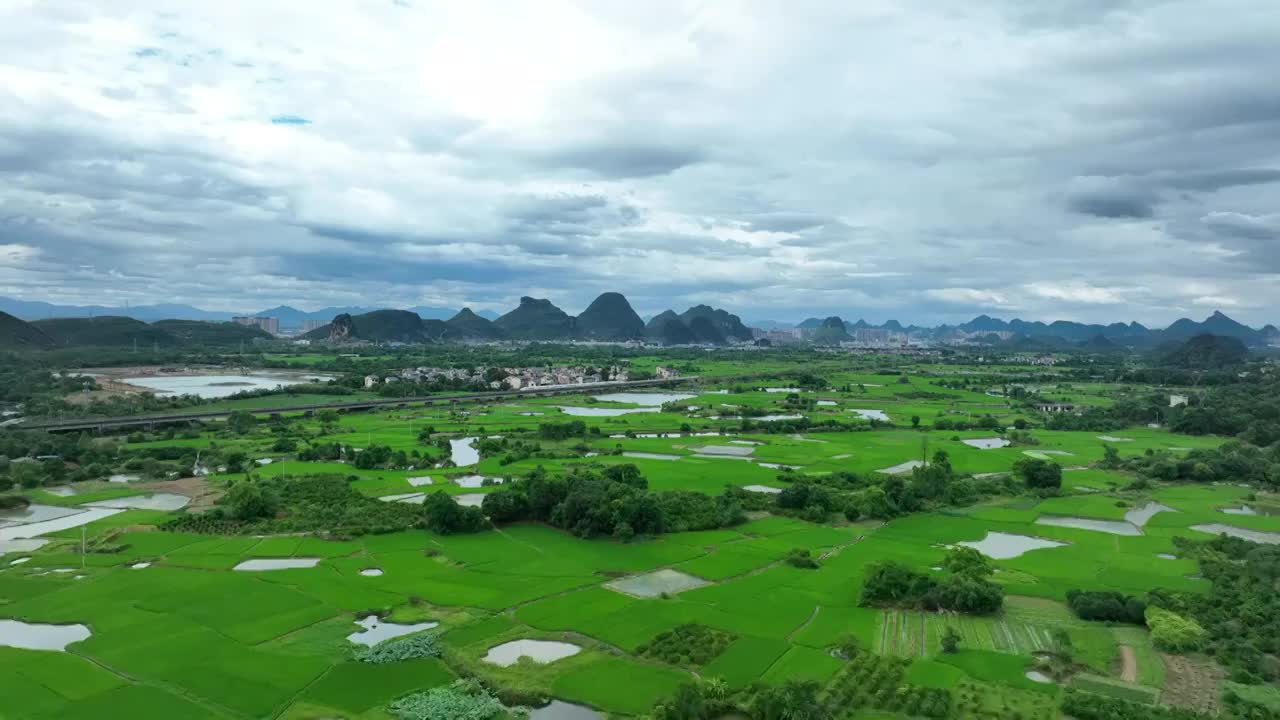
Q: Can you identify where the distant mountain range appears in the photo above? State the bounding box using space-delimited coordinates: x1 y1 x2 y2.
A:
1 291 1276 350
0 296 498 328
303 294 754 346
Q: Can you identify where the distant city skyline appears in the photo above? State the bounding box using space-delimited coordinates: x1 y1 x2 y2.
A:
1 2 1278 326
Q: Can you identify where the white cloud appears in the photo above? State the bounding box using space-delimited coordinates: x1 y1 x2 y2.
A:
1022 282 1126 305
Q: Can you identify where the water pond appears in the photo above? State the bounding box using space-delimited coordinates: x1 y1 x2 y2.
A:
456 494 486 507
407 476 434 487
85 493 190 511
0 538 49 556
360 568 384 577
694 445 754 457
758 462 799 470
1191 524 1280 545
606 569 710 598
1036 516 1140 536
763 387 801 393
0 619 91 651
959 532 1067 559
850 409 890 421
346 615 439 646
816 400 838 406
449 437 480 466
755 414 804 422
963 438 1010 450
119 372 332 399
742 485 783 494
557 406 659 417
108 474 140 483
1125 502 1176 527
529 700 602 720
590 392 695 406
483 639 581 667
233 558 321 571
0 504 82 527
1025 670 1055 684
1096 435 1134 442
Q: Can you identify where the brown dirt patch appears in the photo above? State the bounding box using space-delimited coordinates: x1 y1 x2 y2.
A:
1119 644 1138 683
1160 653 1224 715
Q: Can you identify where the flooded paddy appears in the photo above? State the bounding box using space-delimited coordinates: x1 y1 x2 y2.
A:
360 568 384 577
0 504 82 527
449 437 480 466
108 474 141 483
529 700 603 720
694 445 755 457
879 460 925 475
622 452 681 461
346 615 438 646
1036 502 1175 536
379 492 426 504
0 507 124 542
407 476 434 487
232 558 321 571
606 568 710 597
850 409 890 421
1025 670 1055 684
742 485 783 494
1096 436 1134 442
0 619 91 651
453 475 505 488
959 532 1067 559
0 538 49 556
963 438 1010 450
1191 524 1280 544
483 639 581 667
456 494 486 507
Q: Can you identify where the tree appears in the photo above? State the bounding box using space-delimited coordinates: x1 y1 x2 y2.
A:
227 410 256 435
480 487 529 523
1013 457 1062 491
226 480 278 520
911 415 921 429
941 626 961 654
943 546 994 578
423 491 486 535
317 409 339 433
752 680 831 720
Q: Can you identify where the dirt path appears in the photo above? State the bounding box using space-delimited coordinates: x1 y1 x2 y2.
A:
1119 644 1138 683
787 606 821 642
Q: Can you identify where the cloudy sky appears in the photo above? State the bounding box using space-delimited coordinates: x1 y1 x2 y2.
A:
1 1 1278 326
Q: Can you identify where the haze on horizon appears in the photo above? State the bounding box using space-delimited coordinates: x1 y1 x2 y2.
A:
0 1 1277 327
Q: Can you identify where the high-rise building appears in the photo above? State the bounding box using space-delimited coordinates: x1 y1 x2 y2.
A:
233 316 280 335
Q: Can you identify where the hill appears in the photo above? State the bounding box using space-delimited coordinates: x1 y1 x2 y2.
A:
679 305 752 343
0 311 54 350
1159 333 1249 369
446 308 504 339
151 320 273 345
574 292 644 340
810 316 850 344
494 297 574 340
304 310 445 343
644 310 697 345
31 316 176 348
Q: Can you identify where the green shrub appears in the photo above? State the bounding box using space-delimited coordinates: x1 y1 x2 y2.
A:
355 632 441 664
1145 606 1206 652
388 679 503 720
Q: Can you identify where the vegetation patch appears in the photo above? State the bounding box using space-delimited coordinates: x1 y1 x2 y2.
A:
355 632 441 664
638 623 736 667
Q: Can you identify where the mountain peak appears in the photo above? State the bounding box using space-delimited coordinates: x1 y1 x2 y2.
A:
575 292 644 340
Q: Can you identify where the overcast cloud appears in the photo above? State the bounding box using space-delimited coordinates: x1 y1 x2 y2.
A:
1 0 1278 325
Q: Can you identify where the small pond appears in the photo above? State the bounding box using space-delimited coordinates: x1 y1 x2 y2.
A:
963 438 1010 450
606 569 710 598
131 562 151 569
483 639 581 667
0 538 49 556
1036 516 1139 536
360 568 384 577
742 485 783 494
85 493 190 511
850 409 890 421
232 558 321 571
557 406 659 417
108 474 140 483
816 400 838 406
622 452 681 461
1191 524 1280 545
1156 553 1177 560
590 392 695 406
1025 670 1055 684
453 475 505 488
763 387 801 393
0 504 82 528
728 440 760 445
0 619 91 651
959 532 1067 559
758 462 799 470
408 476 434 487
755 414 804 422
529 700 603 720
449 437 480 467
346 615 438 646
456 494 486 507
1124 502 1176 527
1096 435 1134 442
1220 505 1272 516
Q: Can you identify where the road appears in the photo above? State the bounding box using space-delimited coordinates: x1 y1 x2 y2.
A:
19 377 702 432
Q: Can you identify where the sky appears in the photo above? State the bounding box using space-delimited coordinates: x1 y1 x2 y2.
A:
1 0 1278 327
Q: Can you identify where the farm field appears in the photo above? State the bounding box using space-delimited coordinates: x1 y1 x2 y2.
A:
2 353 1275 719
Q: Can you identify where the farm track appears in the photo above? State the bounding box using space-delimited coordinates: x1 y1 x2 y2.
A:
788 606 822 642
1119 644 1138 683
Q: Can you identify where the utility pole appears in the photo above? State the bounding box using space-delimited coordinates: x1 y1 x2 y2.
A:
81 526 86 569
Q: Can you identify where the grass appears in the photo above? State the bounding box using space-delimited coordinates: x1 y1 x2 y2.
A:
1071 673 1160 705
